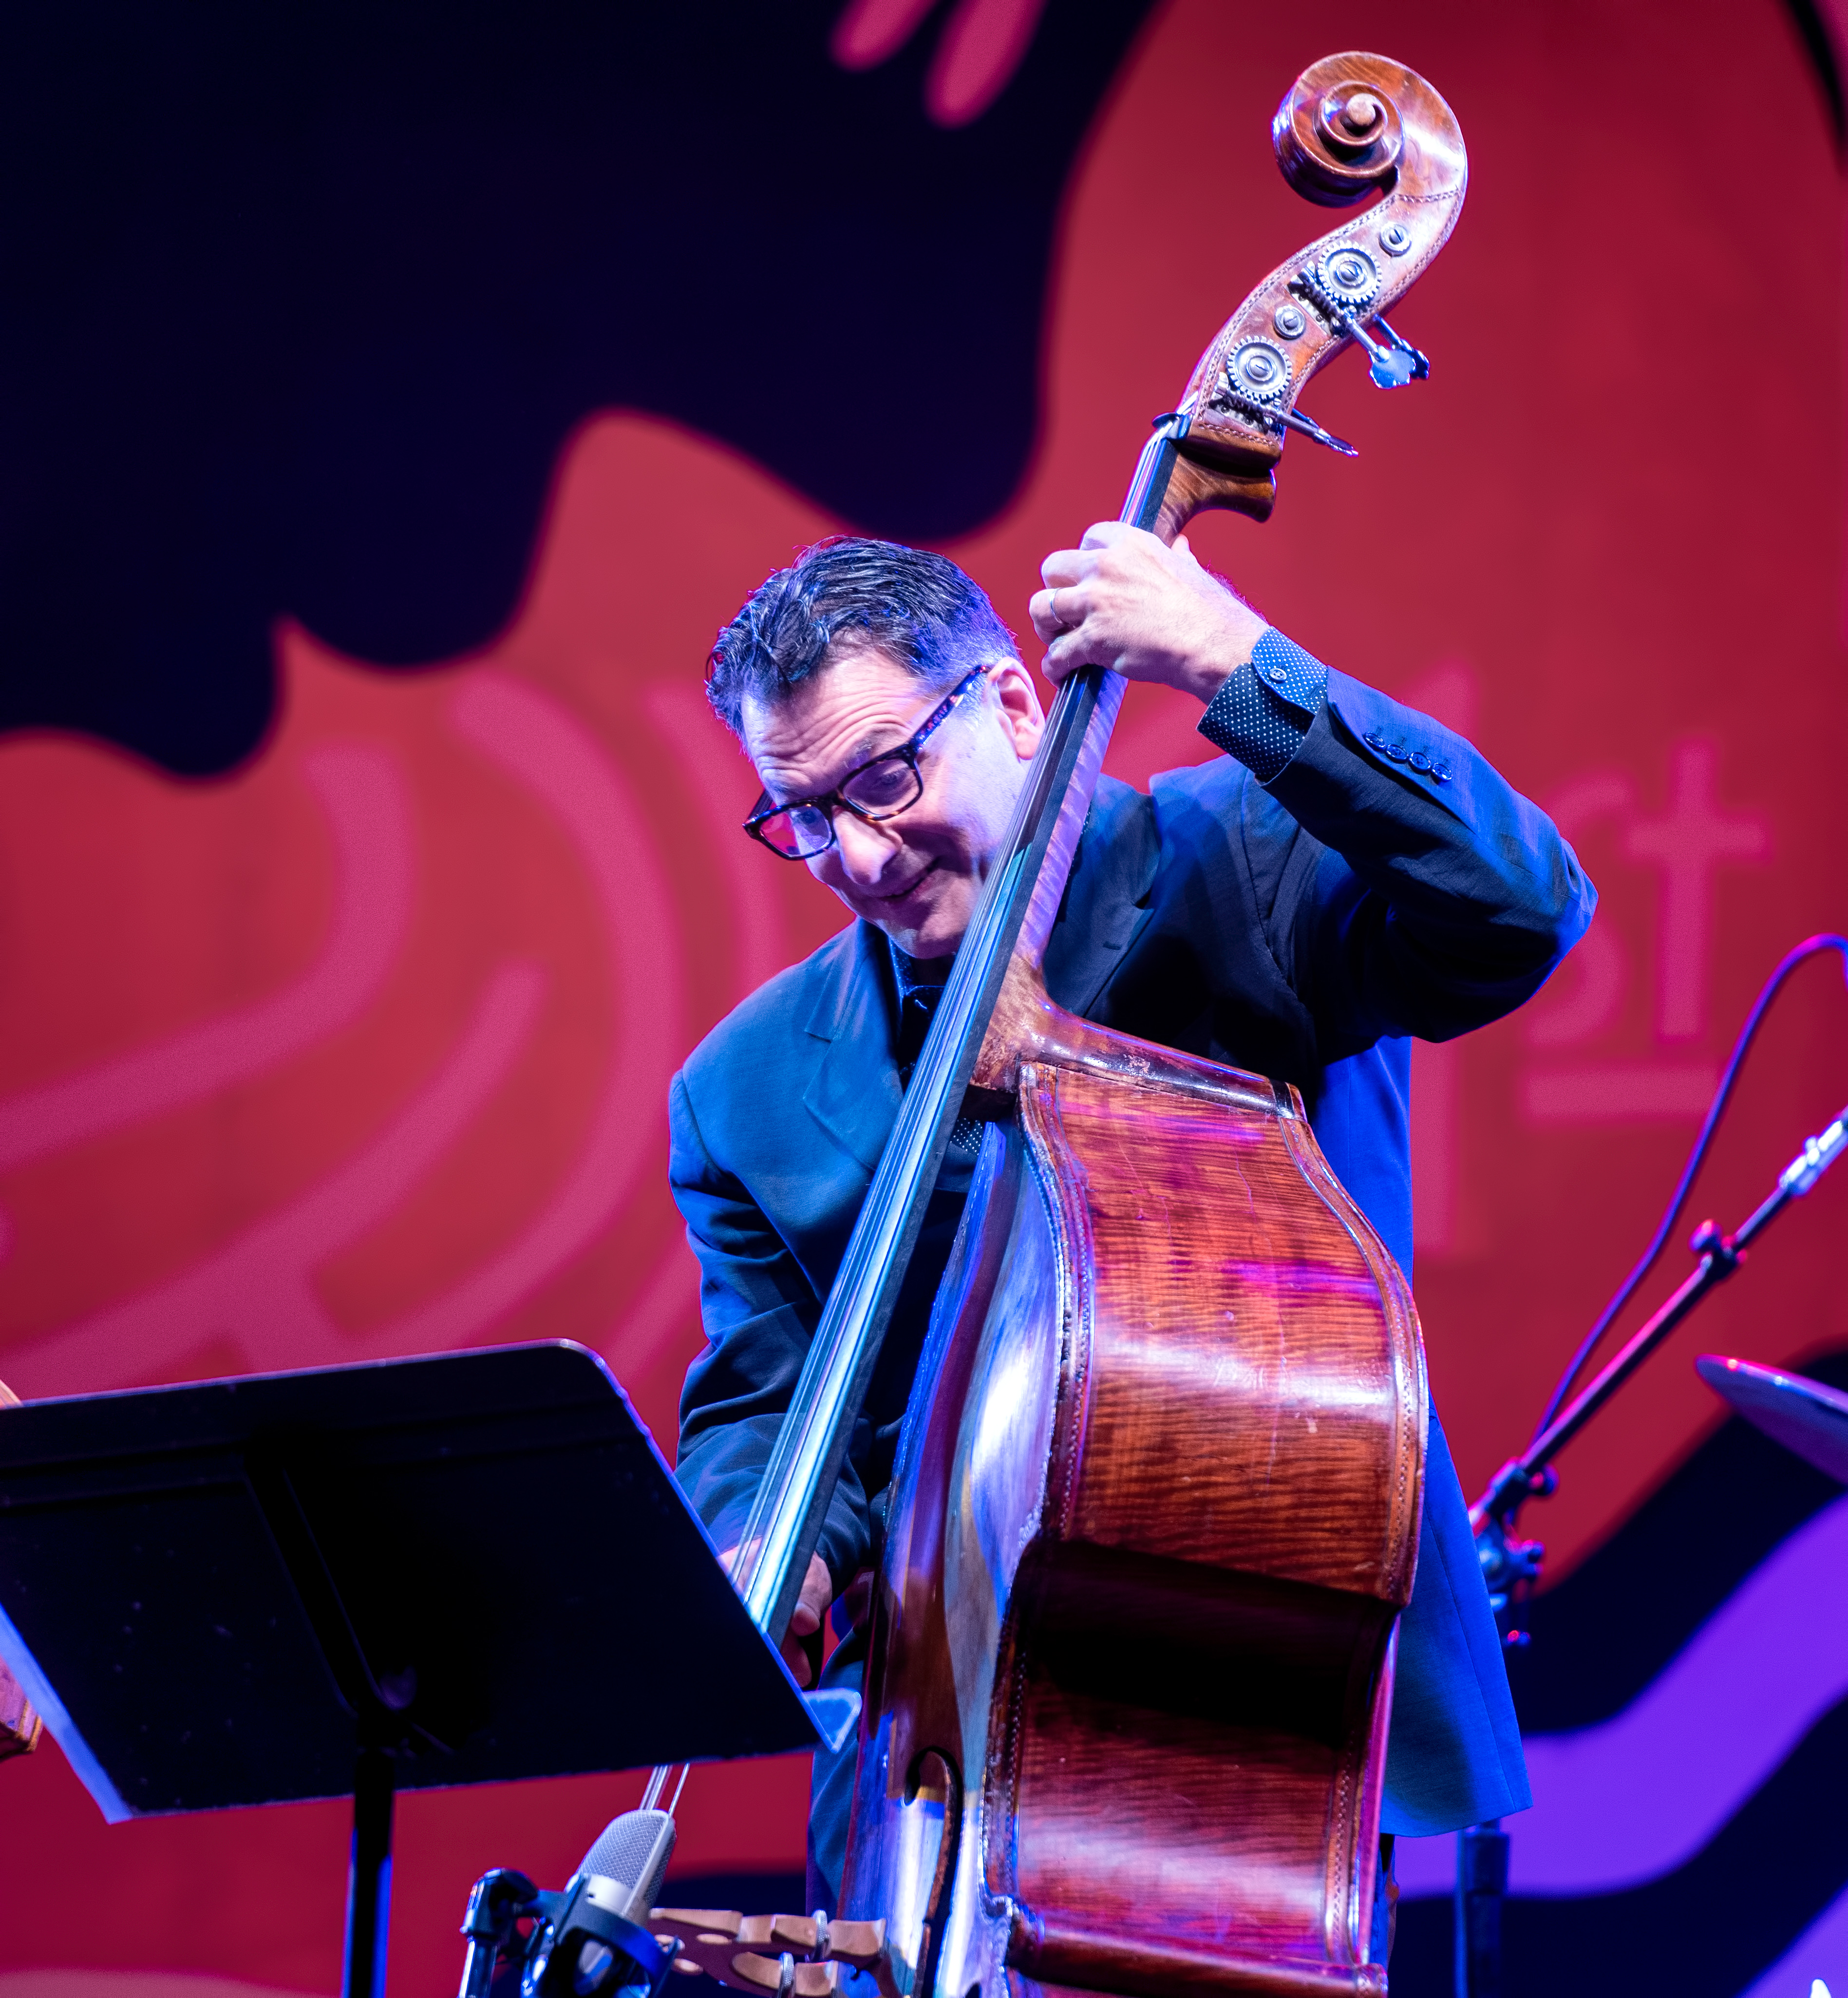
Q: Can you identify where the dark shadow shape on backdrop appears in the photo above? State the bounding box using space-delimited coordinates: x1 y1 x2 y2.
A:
1394 1694 1848 1997
1783 0 1847 149
0 0 1153 775
1502 1346 1848 1734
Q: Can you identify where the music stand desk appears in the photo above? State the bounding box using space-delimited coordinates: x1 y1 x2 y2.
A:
0 1342 848 1997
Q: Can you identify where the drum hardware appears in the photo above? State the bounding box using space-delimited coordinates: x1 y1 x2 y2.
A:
1461 933 1848 1998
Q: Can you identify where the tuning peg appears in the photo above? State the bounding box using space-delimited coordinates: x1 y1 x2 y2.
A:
1366 346 1419 390
1279 406 1358 456
1363 315 1430 389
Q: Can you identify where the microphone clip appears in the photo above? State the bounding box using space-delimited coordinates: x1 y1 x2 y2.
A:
457 1857 684 1998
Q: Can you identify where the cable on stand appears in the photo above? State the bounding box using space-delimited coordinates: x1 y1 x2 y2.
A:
1455 935 1848 1998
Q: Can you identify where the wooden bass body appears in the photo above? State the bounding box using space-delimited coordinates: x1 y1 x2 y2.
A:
839 975 1427 1998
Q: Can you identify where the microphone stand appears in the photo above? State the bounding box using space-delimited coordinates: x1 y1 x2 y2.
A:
1456 1101 1848 1998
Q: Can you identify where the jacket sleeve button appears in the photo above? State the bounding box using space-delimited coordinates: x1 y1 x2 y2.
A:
1386 742 1410 762
1409 750 1432 773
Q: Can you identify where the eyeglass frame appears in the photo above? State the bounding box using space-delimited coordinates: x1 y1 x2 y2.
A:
742 663 995 861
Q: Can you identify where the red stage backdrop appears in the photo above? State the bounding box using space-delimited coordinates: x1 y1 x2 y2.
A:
0 0 1844 1992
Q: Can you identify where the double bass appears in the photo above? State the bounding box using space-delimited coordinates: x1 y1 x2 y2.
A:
664 51 1466 1998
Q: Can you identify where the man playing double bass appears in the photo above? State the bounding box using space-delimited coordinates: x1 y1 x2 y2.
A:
671 523 1593 1960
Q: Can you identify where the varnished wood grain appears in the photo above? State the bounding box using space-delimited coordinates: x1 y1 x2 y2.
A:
843 964 1426 1996
1034 1065 1423 1595
1165 52 1466 540
1151 452 1277 544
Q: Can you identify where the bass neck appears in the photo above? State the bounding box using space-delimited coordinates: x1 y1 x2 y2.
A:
727 422 1190 1647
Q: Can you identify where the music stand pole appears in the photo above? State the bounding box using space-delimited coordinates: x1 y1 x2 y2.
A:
345 1742 395 1998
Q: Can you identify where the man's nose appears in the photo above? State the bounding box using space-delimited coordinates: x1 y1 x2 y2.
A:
830 810 904 883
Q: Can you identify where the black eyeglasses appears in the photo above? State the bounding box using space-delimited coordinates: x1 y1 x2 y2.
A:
744 667 991 860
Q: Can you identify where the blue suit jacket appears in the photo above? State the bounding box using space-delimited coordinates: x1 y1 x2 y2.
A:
671 667 1595 1848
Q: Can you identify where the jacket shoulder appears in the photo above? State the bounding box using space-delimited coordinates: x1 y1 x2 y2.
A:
1147 744 1309 872
1147 750 1264 829
1064 771 1157 885
681 923 855 1098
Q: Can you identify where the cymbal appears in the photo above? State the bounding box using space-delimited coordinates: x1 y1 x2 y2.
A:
1696 1355 1848 1486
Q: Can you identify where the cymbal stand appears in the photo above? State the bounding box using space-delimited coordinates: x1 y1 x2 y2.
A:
1456 1099 1848 1998
1472 1100 1848 1627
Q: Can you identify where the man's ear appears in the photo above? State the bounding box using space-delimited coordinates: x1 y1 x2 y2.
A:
987 659 1046 760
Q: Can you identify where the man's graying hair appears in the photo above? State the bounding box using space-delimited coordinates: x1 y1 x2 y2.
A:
705 536 1018 736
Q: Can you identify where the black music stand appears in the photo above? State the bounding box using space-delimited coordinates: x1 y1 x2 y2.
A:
0 1342 853 1998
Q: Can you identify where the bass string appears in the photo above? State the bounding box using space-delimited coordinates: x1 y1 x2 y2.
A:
638 1759 690 1817
722 417 1186 1650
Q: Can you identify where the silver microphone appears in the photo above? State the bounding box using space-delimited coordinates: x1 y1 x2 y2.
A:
572 1807 678 1924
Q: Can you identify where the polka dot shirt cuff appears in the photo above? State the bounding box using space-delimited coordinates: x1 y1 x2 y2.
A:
1196 628 1328 783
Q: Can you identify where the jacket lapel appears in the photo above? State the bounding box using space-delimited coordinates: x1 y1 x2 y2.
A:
1044 783 1162 1018
801 921 901 1175
1054 888 1156 1018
